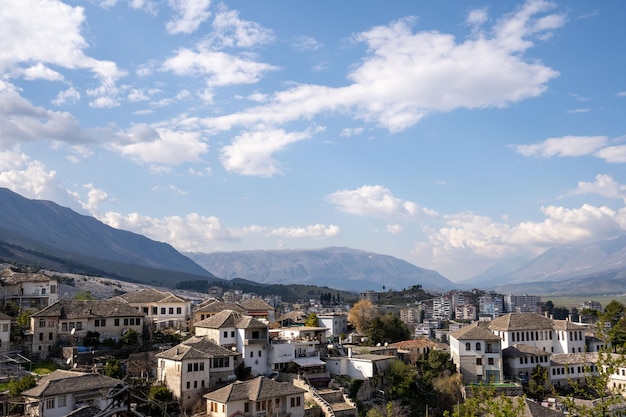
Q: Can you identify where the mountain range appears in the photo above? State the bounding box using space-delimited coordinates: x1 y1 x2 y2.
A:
2 187 626 295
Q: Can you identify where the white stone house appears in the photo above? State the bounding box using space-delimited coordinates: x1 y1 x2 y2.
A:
203 376 306 417
30 300 144 358
21 370 121 417
112 288 192 330
317 313 348 338
449 322 503 384
156 336 240 410
0 312 11 351
324 348 397 387
0 269 58 310
194 310 271 376
501 344 551 382
239 298 276 323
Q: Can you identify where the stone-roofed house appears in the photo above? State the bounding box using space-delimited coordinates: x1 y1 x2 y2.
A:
0 268 59 310
387 338 440 364
203 376 306 417
193 299 244 323
21 369 122 417
449 322 503 384
112 288 192 330
195 310 270 376
239 298 275 323
488 312 587 355
30 299 144 358
502 344 552 382
156 336 240 410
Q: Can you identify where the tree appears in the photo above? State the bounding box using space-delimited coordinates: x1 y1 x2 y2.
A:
104 359 123 379
348 299 377 334
121 329 139 346
74 290 96 300
366 312 411 345
305 312 319 327
387 360 416 400
526 364 552 401
8 375 36 397
447 384 526 417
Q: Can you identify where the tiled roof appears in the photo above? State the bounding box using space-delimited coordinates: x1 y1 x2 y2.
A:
0 312 12 321
203 376 304 403
449 322 501 341
239 298 274 311
21 370 121 398
387 339 439 349
31 299 145 319
156 336 239 360
550 352 600 366
553 319 586 331
113 288 187 304
195 300 244 314
0 268 54 284
502 344 551 357
195 310 268 330
489 313 556 331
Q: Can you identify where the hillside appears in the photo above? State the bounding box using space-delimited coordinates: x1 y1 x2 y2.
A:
186 247 455 292
0 188 218 287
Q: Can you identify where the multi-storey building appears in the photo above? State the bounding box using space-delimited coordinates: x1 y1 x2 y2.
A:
503 294 540 313
156 336 240 410
112 288 192 330
203 376 306 417
317 312 348 338
399 307 422 327
30 299 144 357
433 294 452 320
194 310 270 376
0 268 58 310
479 294 504 319
449 323 503 384
239 298 276 323
455 304 477 321
193 299 244 323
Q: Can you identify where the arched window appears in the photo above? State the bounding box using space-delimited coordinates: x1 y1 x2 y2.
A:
475 342 482 351
465 342 471 351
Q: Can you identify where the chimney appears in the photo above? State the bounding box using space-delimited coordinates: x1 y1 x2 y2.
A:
347 347 352 358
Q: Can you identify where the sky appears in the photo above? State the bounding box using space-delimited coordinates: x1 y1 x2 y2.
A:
1 0 625 283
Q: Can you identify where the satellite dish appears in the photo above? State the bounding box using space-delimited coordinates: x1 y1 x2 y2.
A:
71 328 76 335
66 358 72 365
73 363 77 368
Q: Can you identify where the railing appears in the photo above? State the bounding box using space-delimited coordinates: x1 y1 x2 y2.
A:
304 376 335 417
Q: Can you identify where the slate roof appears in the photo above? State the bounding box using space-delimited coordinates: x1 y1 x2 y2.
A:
31 299 145 319
195 309 267 330
553 319 586 331
388 338 439 350
449 322 501 341
21 370 121 398
195 300 244 314
156 336 239 361
113 288 187 304
65 406 102 417
502 344 551 358
489 313 556 331
239 298 274 311
550 352 600 366
203 376 304 403
0 269 54 284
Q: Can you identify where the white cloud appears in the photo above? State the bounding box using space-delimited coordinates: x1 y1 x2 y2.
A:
595 145 626 163
466 8 488 26
204 2 562 134
514 135 608 157
220 126 322 176
166 0 211 34
566 108 591 114
386 224 403 234
566 174 626 201
209 6 275 48
340 128 364 137
20 63 64 81
52 87 81 106
326 185 437 219
80 183 111 213
270 224 340 239
109 124 208 165
293 36 323 51
618 91 626 97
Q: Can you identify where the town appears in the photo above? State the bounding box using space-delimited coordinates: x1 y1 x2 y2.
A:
0 266 624 417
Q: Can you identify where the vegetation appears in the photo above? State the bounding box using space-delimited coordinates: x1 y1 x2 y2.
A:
74 290 96 300
305 312 319 327
366 312 411 345
104 359 124 379
348 299 378 334
7 375 36 397
32 360 59 375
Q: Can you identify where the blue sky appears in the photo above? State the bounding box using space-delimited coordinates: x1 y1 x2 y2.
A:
1 0 625 282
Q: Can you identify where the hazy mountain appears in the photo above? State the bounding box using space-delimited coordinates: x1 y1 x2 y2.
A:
0 187 217 287
185 247 456 292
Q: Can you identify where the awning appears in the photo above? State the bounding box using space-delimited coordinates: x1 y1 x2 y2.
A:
291 357 326 368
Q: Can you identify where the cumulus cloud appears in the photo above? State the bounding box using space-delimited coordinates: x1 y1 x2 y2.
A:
208 6 275 48
80 183 112 213
513 135 608 157
326 185 437 219
203 1 562 135
270 224 341 239
52 87 81 106
566 174 626 201
596 145 626 163
220 126 323 176
293 36 323 51
166 0 212 34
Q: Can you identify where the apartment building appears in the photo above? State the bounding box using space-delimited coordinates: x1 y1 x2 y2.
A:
112 288 192 330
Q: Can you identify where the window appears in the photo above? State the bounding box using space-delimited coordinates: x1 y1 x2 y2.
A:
152 307 158 315
46 398 55 409
39 333 43 341
39 319 45 328
177 307 182 314
488 358 494 365
200 362 204 371
76 322 83 330
1 324 7 332
476 358 482 365
49 332 53 340
231 331 235 337
245 403 250 412
465 342 471 351
143 307 149 314
194 381 198 388
188 363 193 372
202 380 205 387
186 381 190 389
250 351 254 358
224 331 228 338
258 350 262 357
62 323 68 331
124 318 129 326
58 395 67 407
194 363 199 371
252 330 259 339
115 319 120 326
161 307 166 315
475 342 481 351
51 285 57 294
169 307 174 315
42 288 46 295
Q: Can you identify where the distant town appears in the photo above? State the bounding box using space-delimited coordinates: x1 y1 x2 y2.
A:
0 265 623 417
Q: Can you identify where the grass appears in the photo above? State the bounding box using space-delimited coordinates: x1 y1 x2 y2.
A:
31 360 60 375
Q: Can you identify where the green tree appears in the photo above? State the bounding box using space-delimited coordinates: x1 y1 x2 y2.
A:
387 360 416 400
104 359 123 379
526 364 551 401
8 375 36 397
74 290 96 300
305 312 319 327
366 312 411 345
121 329 139 346
448 384 526 417
16 310 31 327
